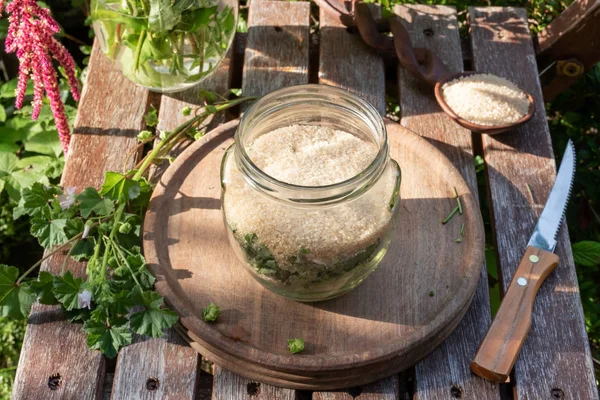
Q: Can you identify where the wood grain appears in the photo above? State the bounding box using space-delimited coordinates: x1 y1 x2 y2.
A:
473 247 560 383
241 0 310 104
209 1 310 397
111 330 199 400
12 43 150 400
394 6 500 399
213 368 297 400
318 4 386 115
315 4 395 398
111 8 236 398
312 377 398 400
468 7 598 398
142 118 485 389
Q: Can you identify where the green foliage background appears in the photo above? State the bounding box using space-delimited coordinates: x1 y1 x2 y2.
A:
0 0 598 398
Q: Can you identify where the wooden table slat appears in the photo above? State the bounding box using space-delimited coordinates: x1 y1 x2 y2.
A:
318 4 386 115
394 5 501 399
213 368 296 400
312 4 398 399
211 1 310 398
312 376 399 400
12 43 151 400
468 7 598 399
111 331 199 400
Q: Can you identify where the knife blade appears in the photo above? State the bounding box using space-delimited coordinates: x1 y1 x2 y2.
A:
471 140 576 383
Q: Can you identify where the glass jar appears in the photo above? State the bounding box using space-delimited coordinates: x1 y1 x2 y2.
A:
91 0 237 93
220 85 401 302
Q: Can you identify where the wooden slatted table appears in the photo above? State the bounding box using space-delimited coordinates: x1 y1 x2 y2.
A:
12 3 598 399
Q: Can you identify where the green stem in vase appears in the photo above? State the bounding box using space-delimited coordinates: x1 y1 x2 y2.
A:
178 33 184 74
191 30 204 75
133 29 147 72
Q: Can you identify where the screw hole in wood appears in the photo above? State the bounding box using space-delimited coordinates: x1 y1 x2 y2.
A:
347 386 363 398
273 26 283 32
48 373 62 390
551 388 565 399
423 28 434 37
247 381 261 396
146 377 160 391
450 384 462 398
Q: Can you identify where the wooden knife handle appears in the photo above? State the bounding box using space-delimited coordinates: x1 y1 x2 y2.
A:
471 246 559 382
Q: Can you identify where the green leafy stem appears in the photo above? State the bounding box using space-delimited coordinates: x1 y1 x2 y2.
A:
0 95 254 357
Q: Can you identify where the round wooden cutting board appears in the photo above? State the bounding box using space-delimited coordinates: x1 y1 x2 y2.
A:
143 119 484 390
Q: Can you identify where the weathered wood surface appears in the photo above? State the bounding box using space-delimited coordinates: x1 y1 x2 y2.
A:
12 43 151 400
211 0 309 397
318 4 386 115
394 5 500 400
314 4 396 398
468 7 598 399
312 377 399 400
241 0 311 104
110 23 236 400
213 368 297 400
536 0 600 100
142 116 485 388
111 331 200 400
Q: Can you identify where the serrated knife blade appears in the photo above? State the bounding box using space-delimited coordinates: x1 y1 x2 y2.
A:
527 139 576 252
472 140 576 383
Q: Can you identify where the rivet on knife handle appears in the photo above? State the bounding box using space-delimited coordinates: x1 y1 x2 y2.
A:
471 246 559 382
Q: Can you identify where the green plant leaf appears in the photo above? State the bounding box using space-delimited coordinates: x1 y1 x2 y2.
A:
30 218 68 249
127 252 155 289
100 172 141 202
30 271 59 305
77 187 115 218
148 0 179 32
572 241 600 267
131 286 163 308
138 265 156 289
0 152 17 180
130 307 178 338
144 104 159 127
53 271 83 311
70 238 96 262
0 78 33 99
13 182 59 218
0 265 34 320
178 6 216 32
24 131 63 158
83 319 132 358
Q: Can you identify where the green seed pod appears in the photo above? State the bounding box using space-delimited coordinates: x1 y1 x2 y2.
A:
119 222 132 234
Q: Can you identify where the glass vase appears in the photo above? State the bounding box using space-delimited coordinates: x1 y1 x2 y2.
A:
91 0 237 93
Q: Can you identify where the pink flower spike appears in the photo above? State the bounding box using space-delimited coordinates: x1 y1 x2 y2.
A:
15 64 29 109
4 0 80 154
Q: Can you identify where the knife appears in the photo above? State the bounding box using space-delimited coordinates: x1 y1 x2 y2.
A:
471 140 576 383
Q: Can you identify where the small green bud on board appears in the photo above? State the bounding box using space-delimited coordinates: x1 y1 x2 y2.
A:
137 130 153 141
203 302 220 322
181 106 192 116
288 338 305 354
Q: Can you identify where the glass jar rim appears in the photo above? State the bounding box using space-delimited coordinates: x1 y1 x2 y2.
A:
234 84 389 205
